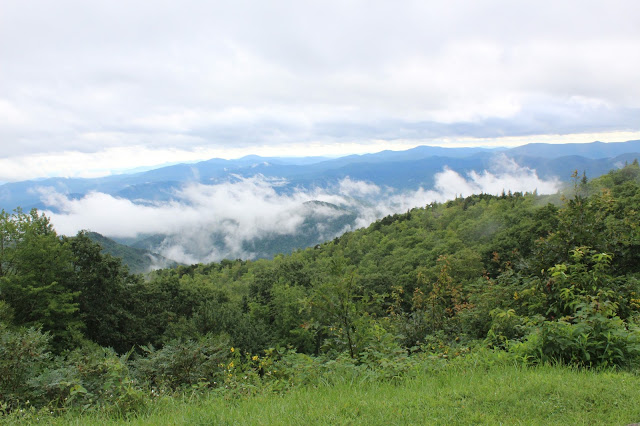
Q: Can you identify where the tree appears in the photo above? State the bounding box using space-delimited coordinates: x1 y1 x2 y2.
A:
302 255 384 358
0 209 82 352
65 231 143 352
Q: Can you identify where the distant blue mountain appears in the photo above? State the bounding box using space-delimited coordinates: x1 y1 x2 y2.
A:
508 140 640 159
1 140 640 212
5 140 640 266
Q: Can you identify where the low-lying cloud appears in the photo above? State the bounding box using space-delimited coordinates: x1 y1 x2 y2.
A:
41 160 559 265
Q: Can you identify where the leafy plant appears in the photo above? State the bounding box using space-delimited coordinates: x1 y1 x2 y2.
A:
27 343 146 415
133 334 230 391
0 322 50 412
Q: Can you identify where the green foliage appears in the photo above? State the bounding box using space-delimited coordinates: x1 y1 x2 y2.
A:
0 209 83 352
516 313 640 368
39 358 640 425
4 164 640 417
0 212 145 354
0 322 51 411
505 247 640 367
85 231 179 274
485 308 531 349
65 231 145 353
267 282 315 353
27 343 146 416
134 334 230 391
302 255 385 359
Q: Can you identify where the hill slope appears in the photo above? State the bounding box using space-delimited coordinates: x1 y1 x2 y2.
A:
86 232 180 273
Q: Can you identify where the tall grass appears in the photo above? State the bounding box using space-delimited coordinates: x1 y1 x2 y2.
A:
25 361 640 425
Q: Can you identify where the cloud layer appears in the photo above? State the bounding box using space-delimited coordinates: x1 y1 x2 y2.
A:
1 1 639 181
42 161 559 264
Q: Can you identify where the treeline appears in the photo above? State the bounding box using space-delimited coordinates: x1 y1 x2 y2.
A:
1 163 640 415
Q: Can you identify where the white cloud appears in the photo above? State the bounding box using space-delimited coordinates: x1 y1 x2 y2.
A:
1 0 639 181
339 177 381 197
390 156 560 209
2 131 640 183
40 160 559 264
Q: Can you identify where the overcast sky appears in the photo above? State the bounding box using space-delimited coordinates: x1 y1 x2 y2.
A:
1 0 639 182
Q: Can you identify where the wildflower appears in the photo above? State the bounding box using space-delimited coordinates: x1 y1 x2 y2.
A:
230 347 235 353
252 355 259 361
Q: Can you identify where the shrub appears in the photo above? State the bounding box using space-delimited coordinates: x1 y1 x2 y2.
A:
514 308 640 368
27 342 147 416
133 334 230 391
484 308 537 349
0 322 50 412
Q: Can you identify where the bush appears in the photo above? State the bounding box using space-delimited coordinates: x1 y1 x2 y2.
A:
484 308 538 349
133 334 230 391
514 312 640 368
0 323 50 412
27 342 147 416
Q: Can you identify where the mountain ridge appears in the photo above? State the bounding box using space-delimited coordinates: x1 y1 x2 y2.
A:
2 140 640 267
3 140 639 214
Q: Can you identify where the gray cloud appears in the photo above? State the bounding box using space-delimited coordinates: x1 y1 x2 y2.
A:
1 1 639 177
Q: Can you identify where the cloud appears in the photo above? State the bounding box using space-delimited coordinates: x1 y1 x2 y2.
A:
382 156 559 214
1 1 639 181
40 160 559 264
338 177 381 197
41 176 309 238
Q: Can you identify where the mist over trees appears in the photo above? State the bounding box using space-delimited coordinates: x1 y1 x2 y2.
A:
42 156 560 264
4 141 640 265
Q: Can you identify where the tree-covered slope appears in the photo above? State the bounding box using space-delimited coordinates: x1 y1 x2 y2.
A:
85 231 180 273
126 162 640 360
1 163 640 416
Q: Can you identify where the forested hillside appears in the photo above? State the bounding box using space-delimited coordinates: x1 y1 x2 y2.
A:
1 163 639 418
85 231 180 274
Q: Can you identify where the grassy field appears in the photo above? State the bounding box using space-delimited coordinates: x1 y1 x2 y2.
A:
26 362 639 425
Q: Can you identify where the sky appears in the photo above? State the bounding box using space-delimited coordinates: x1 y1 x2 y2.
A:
1 0 640 182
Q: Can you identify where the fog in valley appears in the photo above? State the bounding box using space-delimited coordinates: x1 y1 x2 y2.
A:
40 158 559 264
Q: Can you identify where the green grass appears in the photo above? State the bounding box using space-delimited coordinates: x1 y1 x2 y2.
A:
30 363 640 425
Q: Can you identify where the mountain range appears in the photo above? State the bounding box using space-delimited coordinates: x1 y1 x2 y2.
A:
2 140 639 212
2 140 639 269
